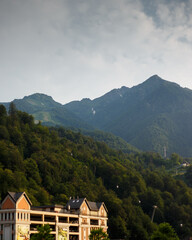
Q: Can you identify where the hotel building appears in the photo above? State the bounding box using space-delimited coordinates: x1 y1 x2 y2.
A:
0 192 108 240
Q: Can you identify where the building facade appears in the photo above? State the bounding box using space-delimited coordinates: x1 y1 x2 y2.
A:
0 192 108 240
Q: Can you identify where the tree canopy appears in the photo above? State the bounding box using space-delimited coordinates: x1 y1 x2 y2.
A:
89 228 109 240
151 222 179 240
31 224 54 240
1 104 192 239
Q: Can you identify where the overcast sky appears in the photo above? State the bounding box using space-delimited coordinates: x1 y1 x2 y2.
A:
1 0 192 104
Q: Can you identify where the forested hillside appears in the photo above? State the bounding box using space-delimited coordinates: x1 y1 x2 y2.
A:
1 104 192 239
3 75 192 156
65 75 192 156
2 93 93 129
1 93 137 154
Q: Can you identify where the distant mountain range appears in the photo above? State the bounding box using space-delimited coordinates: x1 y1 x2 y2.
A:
2 75 192 157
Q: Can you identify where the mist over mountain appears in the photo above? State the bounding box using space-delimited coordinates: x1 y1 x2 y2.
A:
2 75 192 156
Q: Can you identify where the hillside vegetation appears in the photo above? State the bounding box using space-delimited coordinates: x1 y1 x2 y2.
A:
2 93 93 130
3 75 192 157
1 104 192 239
65 75 192 156
2 94 137 154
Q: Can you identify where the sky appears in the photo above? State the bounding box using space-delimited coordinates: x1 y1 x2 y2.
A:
1 0 192 104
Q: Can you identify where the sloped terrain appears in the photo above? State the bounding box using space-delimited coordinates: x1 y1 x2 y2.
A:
65 75 192 156
3 75 192 156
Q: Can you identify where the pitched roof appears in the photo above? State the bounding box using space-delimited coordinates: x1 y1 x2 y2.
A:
8 192 32 206
8 192 24 202
66 198 108 212
88 201 102 211
66 198 86 209
88 201 108 212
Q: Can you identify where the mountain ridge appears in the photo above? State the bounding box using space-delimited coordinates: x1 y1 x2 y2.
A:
1 92 137 153
2 75 192 156
64 75 192 156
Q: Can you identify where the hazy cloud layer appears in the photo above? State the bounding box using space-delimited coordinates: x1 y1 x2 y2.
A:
1 0 192 103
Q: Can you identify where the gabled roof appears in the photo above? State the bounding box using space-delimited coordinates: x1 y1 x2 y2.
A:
88 201 102 211
66 198 86 209
66 198 108 212
88 201 108 212
8 192 24 202
8 191 32 206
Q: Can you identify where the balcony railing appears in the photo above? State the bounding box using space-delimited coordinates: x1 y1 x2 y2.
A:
69 227 79 233
90 220 99 225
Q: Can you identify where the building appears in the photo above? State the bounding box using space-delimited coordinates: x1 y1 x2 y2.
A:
0 192 108 240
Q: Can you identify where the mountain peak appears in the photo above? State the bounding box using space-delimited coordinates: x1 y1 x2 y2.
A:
143 75 181 89
139 75 178 89
148 74 161 79
132 75 165 94
21 93 62 107
144 75 164 84
10 93 62 114
23 93 54 101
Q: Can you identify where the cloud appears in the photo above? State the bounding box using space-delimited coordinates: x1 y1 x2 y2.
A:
0 0 192 103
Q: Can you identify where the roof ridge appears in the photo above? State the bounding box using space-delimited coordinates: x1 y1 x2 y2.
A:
8 192 24 202
7 191 32 206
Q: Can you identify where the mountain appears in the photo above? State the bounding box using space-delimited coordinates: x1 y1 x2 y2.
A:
2 93 93 129
64 75 192 156
2 93 137 153
2 75 192 156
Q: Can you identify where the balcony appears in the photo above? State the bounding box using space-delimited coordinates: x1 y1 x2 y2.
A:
90 219 99 226
69 218 78 224
69 226 79 233
69 235 79 240
30 224 39 231
44 215 56 222
30 214 43 222
59 216 68 223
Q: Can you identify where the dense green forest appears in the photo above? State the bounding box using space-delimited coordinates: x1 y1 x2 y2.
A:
1 103 192 239
4 76 192 156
